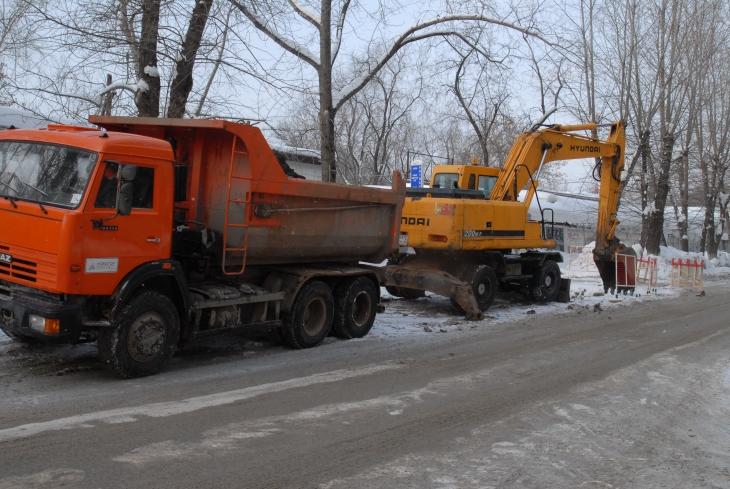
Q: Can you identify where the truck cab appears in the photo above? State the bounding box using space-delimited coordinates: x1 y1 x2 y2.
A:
0 125 175 343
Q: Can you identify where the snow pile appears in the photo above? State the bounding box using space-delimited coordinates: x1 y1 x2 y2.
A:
564 241 730 283
651 245 730 278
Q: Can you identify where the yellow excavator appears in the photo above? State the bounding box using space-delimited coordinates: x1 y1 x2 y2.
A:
385 120 631 313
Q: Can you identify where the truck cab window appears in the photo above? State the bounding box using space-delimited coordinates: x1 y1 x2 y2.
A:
94 162 154 209
94 162 118 208
133 167 154 209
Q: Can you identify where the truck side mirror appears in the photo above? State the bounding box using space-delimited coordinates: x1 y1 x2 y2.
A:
118 181 133 216
119 164 137 182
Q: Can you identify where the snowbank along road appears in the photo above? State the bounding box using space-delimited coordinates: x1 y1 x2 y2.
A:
0 280 728 488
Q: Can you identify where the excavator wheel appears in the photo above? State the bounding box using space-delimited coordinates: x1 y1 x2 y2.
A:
531 261 562 303
451 265 498 312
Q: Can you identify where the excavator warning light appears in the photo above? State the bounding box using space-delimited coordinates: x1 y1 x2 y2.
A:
471 157 478 165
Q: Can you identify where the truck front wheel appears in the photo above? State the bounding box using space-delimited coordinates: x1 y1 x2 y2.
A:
98 291 180 379
333 276 378 339
531 260 561 303
282 281 334 349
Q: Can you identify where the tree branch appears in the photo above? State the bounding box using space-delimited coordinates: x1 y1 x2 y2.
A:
287 0 321 28
229 0 321 69
331 0 351 63
333 14 545 110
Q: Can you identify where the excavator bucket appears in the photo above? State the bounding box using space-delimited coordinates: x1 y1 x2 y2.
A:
594 257 617 294
593 243 636 294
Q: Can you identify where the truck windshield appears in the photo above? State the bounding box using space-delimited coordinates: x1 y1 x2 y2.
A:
432 173 460 189
0 141 98 209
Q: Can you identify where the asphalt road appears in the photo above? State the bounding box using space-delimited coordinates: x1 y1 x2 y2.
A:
0 284 729 488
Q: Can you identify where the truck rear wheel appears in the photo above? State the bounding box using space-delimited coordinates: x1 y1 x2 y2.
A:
531 260 561 303
282 281 333 349
333 276 378 339
98 291 180 379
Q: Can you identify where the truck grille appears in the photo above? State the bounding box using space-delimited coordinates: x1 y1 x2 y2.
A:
0 243 57 289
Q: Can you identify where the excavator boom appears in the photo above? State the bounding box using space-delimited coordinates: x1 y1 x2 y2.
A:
492 121 627 292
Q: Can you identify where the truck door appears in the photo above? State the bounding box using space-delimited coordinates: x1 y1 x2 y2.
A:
80 160 170 296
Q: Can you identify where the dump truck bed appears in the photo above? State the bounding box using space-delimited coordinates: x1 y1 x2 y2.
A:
90 116 406 267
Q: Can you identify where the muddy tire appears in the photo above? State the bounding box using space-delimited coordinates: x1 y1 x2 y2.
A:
452 265 498 312
282 281 334 349
531 260 561 303
385 286 426 300
332 276 378 339
98 291 180 379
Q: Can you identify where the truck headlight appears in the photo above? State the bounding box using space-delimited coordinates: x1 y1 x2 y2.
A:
29 315 60 334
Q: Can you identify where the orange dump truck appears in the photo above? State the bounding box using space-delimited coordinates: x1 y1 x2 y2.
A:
0 117 405 377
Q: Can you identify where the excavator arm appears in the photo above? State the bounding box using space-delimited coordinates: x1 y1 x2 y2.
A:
491 121 628 292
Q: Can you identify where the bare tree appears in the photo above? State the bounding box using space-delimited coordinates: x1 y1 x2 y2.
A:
337 55 421 184
449 49 509 166
5 0 229 120
228 0 545 181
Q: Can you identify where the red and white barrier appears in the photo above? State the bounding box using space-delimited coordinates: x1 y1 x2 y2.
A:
670 258 704 291
637 256 658 286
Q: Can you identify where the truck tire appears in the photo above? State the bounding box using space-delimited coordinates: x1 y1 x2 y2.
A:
282 281 333 349
531 260 561 303
451 265 498 312
98 291 180 379
385 286 426 300
333 276 378 339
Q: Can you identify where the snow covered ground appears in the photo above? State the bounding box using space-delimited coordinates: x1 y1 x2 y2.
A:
370 243 730 341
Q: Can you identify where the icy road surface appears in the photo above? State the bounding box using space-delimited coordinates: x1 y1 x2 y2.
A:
0 275 728 487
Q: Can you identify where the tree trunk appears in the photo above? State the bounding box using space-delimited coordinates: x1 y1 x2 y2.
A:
168 0 214 119
679 149 689 252
318 0 336 182
100 74 114 116
645 130 674 254
639 130 650 249
704 205 716 259
135 0 161 117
